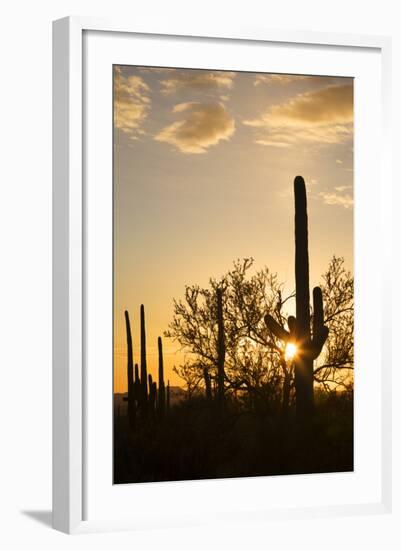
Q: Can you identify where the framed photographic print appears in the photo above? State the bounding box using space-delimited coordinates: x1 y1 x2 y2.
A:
52 17 392 534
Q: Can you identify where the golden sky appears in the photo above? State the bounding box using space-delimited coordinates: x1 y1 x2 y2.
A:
113 66 354 393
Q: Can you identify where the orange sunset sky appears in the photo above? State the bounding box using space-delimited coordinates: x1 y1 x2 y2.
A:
113 66 354 393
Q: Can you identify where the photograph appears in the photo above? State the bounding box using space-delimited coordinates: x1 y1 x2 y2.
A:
112 65 354 484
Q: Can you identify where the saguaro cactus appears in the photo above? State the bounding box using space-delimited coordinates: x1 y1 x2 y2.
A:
216 288 226 405
166 380 170 412
264 176 328 420
148 374 157 413
203 367 212 401
124 310 136 428
140 304 148 414
157 336 166 417
150 382 157 413
133 362 140 409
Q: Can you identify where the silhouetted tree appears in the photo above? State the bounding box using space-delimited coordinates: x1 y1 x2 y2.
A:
166 254 353 412
173 360 204 399
165 258 294 411
313 256 354 392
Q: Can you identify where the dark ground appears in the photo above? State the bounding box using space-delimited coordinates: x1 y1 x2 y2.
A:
113 391 353 484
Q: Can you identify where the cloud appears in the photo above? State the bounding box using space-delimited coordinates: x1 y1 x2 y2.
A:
254 74 351 88
334 185 351 192
243 84 353 148
138 67 176 75
155 102 235 154
253 74 327 86
319 191 353 209
114 67 150 137
160 70 235 95
269 84 353 125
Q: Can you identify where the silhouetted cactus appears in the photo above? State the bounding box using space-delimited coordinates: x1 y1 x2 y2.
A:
166 380 170 412
264 176 328 420
151 382 157 413
203 367 212 400
216 288 225 405
148 374 157 413
133 362 141 413
124 310 136 428
140 304 148 415
157 336 166 417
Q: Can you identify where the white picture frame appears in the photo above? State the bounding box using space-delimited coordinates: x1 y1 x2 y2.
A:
52 16 392 534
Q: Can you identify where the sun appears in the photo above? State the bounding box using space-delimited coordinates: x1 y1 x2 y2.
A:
285 342 297 361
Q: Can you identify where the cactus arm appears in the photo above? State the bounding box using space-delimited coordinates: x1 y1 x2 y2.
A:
311 287 329 358
312 287 324 335
311 326 329 358
264 314 290 342
287 315 297 340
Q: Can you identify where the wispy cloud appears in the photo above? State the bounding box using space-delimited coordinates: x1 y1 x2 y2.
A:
243 84 353 148
114 67 151 138
334 185 351 192
319 190 353 209
138 67 176 75
253 74 339 87
159 70 235 95
155 102 235 154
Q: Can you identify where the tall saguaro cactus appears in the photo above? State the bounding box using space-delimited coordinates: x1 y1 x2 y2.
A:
124 310 136 428
216 288 226 405
166 380 170 412
264 176 328 421
140 304 148 414
203 367 212 400
158 336 166 417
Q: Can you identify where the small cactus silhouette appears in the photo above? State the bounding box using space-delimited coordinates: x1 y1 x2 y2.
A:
264 176 328 420
124 310 136 428
158 336 166 417
140 304 148 415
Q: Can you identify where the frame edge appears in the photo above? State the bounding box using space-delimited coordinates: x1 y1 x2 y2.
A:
52 15 393 532
52 16 83 534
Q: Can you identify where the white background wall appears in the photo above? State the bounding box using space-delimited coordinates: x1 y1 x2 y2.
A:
0 1 399 548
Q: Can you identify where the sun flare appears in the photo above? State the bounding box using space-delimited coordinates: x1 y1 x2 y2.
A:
285 342 297 361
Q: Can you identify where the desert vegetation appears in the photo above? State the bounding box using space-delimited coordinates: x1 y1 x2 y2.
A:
114 176 354 483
